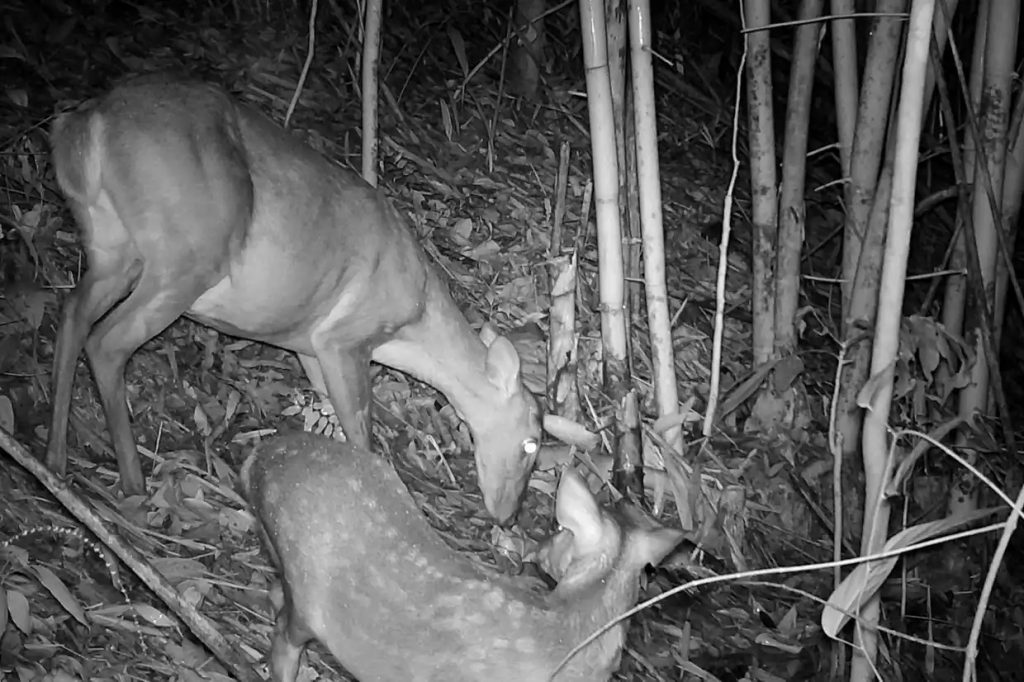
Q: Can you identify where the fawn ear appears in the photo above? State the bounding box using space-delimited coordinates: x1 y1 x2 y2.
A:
555 469 604 553
632 527 686 569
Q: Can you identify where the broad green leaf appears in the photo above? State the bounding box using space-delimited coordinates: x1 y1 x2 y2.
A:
6 589 31 634
33 566 87 626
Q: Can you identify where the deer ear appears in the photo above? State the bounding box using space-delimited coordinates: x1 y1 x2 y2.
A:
484 334 523 397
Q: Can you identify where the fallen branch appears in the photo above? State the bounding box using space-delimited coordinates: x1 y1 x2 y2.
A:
0 427 261 682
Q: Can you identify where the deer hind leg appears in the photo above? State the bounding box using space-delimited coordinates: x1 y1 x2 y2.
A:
47 202 143 481
47 258 144 476
82 267 218 494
